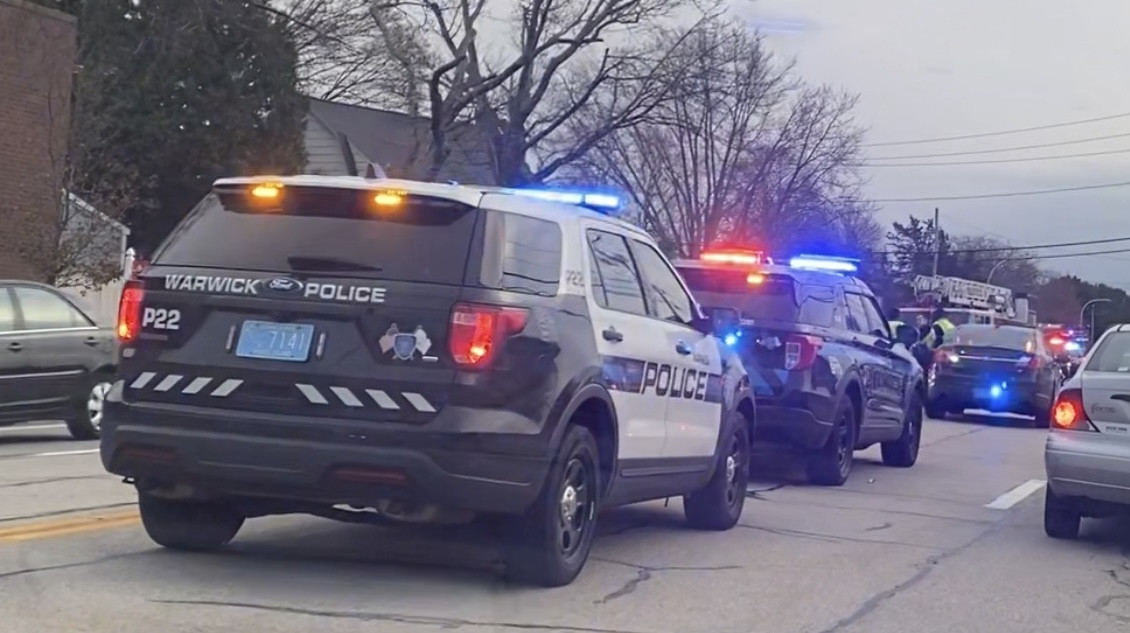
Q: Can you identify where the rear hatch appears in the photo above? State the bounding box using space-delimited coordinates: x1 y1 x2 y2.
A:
121 184 481 424
1079 332 1130 437
676 266 831 398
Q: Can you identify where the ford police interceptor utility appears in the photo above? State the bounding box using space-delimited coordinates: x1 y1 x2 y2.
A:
101 175 756 587
674 250 926 485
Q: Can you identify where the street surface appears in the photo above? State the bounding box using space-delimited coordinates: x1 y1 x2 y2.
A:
2 416 1129 633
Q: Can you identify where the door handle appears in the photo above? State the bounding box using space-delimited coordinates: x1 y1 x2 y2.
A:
602 327 623 343
83 336 99 347
7 341 21 352
675 341 693 355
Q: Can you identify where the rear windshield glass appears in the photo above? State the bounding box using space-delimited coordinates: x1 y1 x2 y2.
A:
153 188 480 284
677 267 835 327
1086 332 1130 372
951 325 1035 351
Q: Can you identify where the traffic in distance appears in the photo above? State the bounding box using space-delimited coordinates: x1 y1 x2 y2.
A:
97 172 1130 587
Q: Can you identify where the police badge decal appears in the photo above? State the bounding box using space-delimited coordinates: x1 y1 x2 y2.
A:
379 324 433 361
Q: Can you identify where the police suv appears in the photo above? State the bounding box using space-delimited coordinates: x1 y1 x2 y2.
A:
101 175 756 587
674 250 926 485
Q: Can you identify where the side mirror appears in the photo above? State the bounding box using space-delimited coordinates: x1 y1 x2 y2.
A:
698 306 740 337
895 324 919 347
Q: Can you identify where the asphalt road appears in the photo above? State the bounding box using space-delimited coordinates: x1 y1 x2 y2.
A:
2 416 1129 633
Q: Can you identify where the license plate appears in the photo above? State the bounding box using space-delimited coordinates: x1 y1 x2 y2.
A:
235 321 315 362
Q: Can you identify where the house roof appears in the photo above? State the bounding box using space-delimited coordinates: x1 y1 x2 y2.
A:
307 98 497 186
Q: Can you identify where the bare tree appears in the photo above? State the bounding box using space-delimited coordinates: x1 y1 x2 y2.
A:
263 0 433 113
578 21 869 257
398 0 706 185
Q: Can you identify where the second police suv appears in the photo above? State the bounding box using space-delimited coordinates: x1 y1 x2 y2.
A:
674 249 927 485
100 175 755 587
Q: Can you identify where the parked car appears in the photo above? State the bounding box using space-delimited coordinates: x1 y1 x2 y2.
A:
0 281 117 439
673 251 926 486
926 324 1062 426
1044 323 1130 538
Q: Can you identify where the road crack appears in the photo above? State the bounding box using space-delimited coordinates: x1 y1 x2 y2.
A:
151 599 653 633
0 502 136 524
591 557 741 604
737 523 942 551
0 475 100 489
0 551 145 581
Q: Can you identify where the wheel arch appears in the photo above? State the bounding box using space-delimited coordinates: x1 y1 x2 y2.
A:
555 383 619 497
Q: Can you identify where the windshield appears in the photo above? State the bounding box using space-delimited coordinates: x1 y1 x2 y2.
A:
678 267 798 321
951 325 1036 351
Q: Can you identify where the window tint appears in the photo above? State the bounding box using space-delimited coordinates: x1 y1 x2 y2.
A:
632 241 694 323
0 290 15 333
844 293 869 333
1087 332 1130 372
154 190 480 284
856 294 889 336
15 287 91 330
479 212 561 295
586 230 647 315
951 326 1036 351
798 284 837 328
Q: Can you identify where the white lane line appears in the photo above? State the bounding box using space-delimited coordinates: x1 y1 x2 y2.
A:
0 424 65 433
985 478 1047 510
31 449 100 458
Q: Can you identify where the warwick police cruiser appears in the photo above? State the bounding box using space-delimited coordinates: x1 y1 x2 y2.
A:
101 174 756 587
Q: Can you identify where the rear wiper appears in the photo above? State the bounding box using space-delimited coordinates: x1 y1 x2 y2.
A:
286 255 382 273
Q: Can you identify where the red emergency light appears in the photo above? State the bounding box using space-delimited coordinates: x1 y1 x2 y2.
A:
700 249 765 266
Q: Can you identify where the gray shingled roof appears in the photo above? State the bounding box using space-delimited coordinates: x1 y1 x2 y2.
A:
307 98 497 186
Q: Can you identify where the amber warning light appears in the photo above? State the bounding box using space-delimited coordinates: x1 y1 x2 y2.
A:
250 183 283 199
700 250 764 266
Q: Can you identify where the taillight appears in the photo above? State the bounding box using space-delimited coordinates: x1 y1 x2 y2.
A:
117 281 144 343
934 348 958 365
449 303 529 368
785 335 822 370
1051 388 1093 431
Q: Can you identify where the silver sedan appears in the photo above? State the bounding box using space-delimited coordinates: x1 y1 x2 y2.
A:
1044 324 1130 538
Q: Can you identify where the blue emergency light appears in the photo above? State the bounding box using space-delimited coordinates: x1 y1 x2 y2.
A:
507 188 621 212
788 254 860 273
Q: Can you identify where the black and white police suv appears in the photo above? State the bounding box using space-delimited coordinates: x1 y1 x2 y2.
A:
673 250 926 486
101 175 756 587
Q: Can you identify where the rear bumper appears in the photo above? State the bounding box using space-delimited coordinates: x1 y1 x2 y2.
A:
100 389 551 515
753 394 835 451
1046 431 1130 508
928 375 1040 412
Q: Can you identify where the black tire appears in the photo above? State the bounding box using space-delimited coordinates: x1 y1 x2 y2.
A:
1043 486 1081 539
807 398 857 486
502 425 601 587
924 398 947 420
882 391 923 468
65 374 114 440
684 412 750 530
138 492 245 551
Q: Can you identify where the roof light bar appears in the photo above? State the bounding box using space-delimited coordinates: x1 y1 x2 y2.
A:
789 254 859 273
700 250 765 266
507 188 621 211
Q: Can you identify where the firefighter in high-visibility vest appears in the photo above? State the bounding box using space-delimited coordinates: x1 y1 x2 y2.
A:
924 306 956 348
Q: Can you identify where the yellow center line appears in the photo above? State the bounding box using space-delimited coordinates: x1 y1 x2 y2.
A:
0 509 140 544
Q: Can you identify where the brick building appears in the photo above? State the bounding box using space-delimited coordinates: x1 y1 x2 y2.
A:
0 0 77 281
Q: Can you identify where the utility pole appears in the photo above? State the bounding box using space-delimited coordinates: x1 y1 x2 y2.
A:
931 207 941 277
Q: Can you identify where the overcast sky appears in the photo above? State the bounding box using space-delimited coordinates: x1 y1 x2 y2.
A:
738 0 1130 286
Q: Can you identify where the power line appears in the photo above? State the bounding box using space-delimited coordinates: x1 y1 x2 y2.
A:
870 179 1130 203
863 111 1130 148
881 235 1130 255
867 131 1130 161
858 146 1130 168
995 246 1130 262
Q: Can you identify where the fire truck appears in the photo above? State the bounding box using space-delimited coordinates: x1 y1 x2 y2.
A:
898 274 1036 327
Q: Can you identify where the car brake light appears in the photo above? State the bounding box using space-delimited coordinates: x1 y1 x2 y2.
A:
785 334 822 370
700 250 763 266
117 281 144 343
746 273 765 285
449 303 529 367
1052 388 1093 431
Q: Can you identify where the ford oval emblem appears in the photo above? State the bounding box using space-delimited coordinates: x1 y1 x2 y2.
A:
266 277 302 293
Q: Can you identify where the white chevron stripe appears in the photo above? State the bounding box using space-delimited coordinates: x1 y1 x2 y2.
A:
130 372 156 389
296 383 328 404
153 374 183 392
210 379 243 397
182 377 212 394
366 389 399 410
330 386 363 407
402 392 436 413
